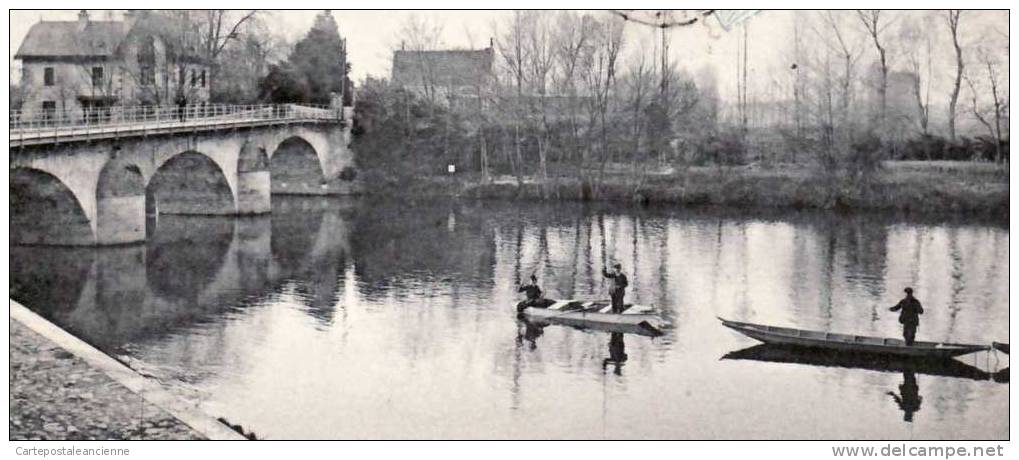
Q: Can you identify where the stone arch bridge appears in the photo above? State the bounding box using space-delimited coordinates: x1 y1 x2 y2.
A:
10 105 356 246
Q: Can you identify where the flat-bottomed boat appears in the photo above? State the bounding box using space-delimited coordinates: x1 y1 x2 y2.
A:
719 317 988 359
521 300 667 336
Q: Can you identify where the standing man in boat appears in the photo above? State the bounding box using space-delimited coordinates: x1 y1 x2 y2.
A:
889 287 924 346
602 263 629 314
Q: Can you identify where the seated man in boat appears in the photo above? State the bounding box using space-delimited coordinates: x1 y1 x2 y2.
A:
516 275 550 312
602 263 629 314
889 287 924 346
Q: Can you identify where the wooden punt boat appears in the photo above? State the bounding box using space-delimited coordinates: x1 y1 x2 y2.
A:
521 300 668 336
992 342 1009 354
719 317 989 359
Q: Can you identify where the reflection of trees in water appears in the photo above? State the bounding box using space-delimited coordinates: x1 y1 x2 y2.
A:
945 228 964 338
270 196 356 324
350 200 497 298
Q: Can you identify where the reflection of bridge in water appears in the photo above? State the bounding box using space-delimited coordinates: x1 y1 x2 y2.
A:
10 198 356 351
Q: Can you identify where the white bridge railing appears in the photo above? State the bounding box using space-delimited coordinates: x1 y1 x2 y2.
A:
9 104 345 145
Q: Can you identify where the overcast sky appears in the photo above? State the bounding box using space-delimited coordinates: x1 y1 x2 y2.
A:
9 10 1007 102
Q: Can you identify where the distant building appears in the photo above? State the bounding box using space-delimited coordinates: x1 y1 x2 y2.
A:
391 42 495 105
14 10 211 121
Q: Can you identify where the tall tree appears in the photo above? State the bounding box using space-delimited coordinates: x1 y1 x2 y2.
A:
945 10 964 141
396 14 445 106
495 11 531 186
857 10 892 136
899 16 934 137
965 45 1008 163
285 10 349 104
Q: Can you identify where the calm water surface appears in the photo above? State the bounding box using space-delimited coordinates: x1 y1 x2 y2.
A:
11 197 1009 439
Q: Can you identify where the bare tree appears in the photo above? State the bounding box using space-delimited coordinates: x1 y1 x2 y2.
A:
551 11 590 169
856 10 894 136
899 16 934 138
965 45 1008 163
198 10 258 94
524 12 557 193
582 15 625 196
494 11 531 187
622 52 653 189
819 12 862 131
946 10 964 141
808 10 864 169
397 14 445 106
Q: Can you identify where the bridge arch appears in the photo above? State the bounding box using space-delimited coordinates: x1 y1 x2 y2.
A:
10 167 95 245
147 151 236 216
270 136 327 194
96 160 146 244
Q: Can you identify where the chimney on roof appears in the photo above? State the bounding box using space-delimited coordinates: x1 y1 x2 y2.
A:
489 37 494 49
77 10 89 30
401 40 405 51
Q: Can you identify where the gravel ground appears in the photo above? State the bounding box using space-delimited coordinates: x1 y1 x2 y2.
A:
9 320 204 440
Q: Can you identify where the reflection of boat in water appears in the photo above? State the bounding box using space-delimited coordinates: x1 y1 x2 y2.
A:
520 300 666 337
719 317 989 359
722 344 998 382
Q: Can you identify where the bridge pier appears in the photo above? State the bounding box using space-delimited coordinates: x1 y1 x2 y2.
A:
96 161 146 245
236 141 271 215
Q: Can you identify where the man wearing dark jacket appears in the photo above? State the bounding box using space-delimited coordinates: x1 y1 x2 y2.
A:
516 275 545 312
890 287 925 345
602 263 628 314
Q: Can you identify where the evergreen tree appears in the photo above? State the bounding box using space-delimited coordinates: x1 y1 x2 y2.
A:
285 10 348 104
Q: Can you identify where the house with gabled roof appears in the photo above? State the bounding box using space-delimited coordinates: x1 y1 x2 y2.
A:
14 10 211 121
391 42 495 107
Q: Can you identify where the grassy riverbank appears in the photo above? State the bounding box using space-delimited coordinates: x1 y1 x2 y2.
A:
365 161 1009 221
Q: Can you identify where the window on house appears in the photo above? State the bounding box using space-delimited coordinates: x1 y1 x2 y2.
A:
44 67 54 86
91 67 104 87
42 101 56 120
140 66 154 86
200 70 206 88
138 36 156 86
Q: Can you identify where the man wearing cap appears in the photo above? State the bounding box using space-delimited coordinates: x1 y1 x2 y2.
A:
602 263 629 314
889 287 925 345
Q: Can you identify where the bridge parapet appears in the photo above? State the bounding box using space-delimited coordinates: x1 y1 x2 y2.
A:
9 104 344 148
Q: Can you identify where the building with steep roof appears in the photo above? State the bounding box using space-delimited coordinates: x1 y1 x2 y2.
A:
14 10 211 121
391 43 494 105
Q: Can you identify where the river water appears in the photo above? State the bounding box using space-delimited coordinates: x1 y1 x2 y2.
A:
11 197 1009 439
